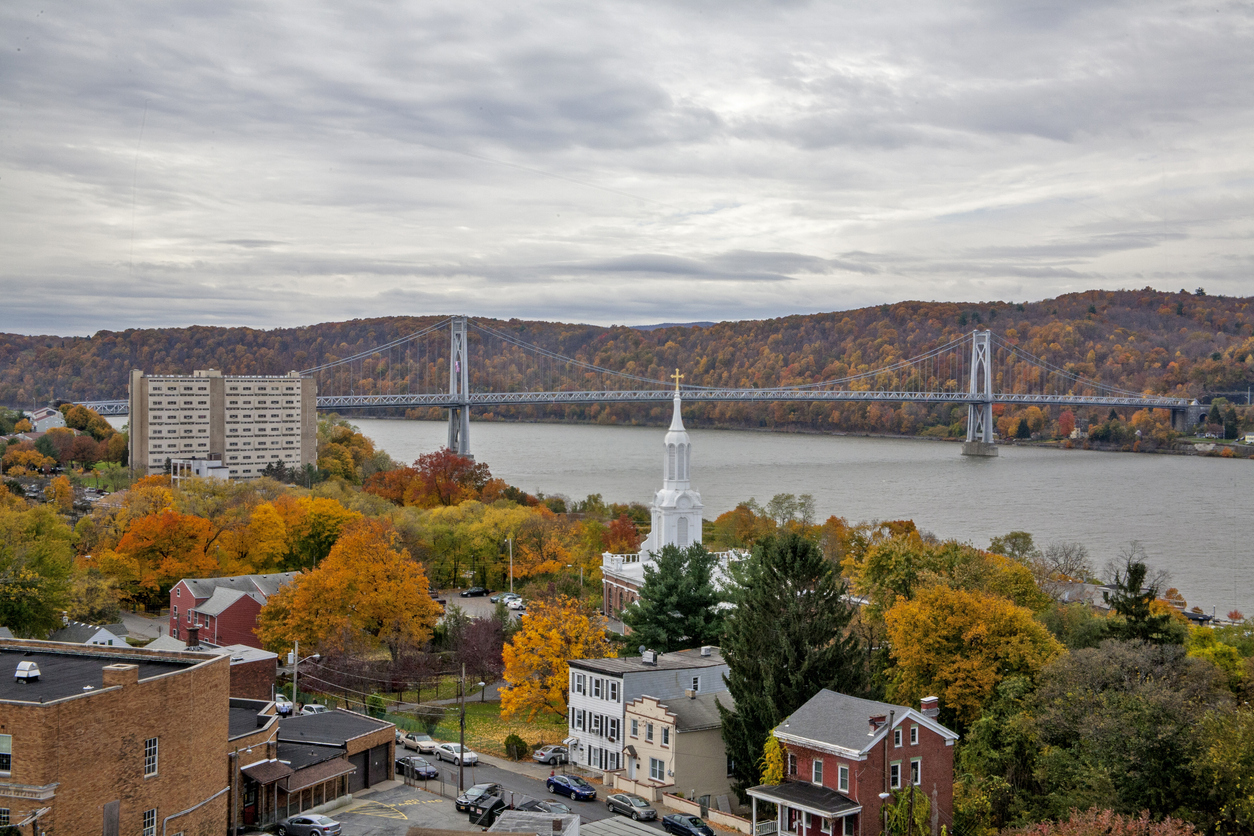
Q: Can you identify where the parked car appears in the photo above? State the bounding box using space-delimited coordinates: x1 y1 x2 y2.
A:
532 744 568 765
663 814 715 836
434 741 479 765
546 774 597 801
299 704 330 715
274 695 294 716
507 597 527 610
456 782 503 812
517 799 575 815
395 755 439 779
276 815 341 836
607 793 657 821
398 731 436 753
461 586 490 597
489 591 521 604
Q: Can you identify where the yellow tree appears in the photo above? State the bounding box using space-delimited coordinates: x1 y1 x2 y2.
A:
45 475 74 514
884 586 1063 730
272 494 362 570
256 518 439 659
500 595 616 720
514 508 576 578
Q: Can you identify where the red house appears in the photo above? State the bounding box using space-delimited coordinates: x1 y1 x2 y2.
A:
748 690 959 836
168 572 297 649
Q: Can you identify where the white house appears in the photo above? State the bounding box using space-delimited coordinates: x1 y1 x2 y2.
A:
566 646 729 773
47 619 128 647
26 406 66 432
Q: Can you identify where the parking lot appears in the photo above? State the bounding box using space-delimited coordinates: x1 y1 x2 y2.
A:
335 755 665 836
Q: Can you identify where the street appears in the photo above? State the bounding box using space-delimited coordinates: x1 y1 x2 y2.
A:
336 755 666 836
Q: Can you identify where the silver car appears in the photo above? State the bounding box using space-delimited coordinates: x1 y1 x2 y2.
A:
277 815 341 836
434 741 479 765
606 793 657 821
532 744 568 765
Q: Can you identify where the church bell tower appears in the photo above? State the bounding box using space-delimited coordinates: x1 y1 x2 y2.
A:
640 371 704 554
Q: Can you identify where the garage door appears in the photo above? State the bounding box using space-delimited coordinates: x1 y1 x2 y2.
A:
347 751 368 793
368 744 389 786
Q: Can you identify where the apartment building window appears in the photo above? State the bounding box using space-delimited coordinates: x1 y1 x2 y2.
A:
691 676 700 692
894 728 902 747
575 710 585 731
143 809 157 836
838 765 849 793
812 758 823 784
844 817 855 836
787 753 797 775
649 757 665 782
607 718 619 742
890 762 901 789
172 605 178 620
910 725 919 745
910 759 921 785
0 809 8 826
820 818 831 834
573 673 585 694
609 680 619 702
592 678 602 699
645 723 654 742
0 734 11 772
592 714 602 735
630 719 639 737
661 726 670 746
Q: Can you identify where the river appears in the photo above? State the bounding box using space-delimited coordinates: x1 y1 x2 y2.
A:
346 417 1253 619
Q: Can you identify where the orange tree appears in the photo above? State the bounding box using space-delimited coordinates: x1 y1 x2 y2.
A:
884 586 1063 731
500 594 615 721
256 518 439 659
104 509 217 606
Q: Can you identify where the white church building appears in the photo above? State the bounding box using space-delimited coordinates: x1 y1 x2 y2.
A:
601 385 737 619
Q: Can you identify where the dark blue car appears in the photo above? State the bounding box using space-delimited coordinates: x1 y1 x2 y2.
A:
546 774 597 801
663 814 715 836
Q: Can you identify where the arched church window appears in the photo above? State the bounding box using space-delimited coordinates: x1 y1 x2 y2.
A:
668 445 677 480
682 445 690 480
678 517 689 547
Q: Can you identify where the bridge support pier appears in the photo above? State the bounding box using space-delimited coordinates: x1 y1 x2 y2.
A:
962 330 998 457
447 316 473 459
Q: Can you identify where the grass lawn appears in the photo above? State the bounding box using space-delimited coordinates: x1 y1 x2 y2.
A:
417 701 567 758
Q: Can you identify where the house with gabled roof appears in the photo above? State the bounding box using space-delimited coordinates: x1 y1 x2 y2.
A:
169 572 298 649
747 690 959 836
47 619 128 647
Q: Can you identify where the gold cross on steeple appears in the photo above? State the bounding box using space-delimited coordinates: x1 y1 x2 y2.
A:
671 368 683 393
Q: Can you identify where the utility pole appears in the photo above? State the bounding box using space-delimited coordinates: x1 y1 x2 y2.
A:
291 640 299 710
458 663 467 792
508 537 514 594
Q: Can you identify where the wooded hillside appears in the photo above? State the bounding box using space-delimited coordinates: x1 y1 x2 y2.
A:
3 288 1252 437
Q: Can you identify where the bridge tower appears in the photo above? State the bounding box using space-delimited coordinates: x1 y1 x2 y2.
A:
448 316 472 458
962 330 998 457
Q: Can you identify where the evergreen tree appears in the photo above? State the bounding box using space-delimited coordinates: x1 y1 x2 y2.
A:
621 543 724 652
1103 557 1184 645
719 531 867 800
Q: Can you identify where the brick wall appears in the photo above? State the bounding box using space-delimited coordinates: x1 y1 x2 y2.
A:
205 597 265 649
0 644 231 836
229 657 277 701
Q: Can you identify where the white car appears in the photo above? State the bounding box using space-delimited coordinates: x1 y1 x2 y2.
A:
434 742 478 765
274 695 294 715
300 704 330 715
507 598 526 610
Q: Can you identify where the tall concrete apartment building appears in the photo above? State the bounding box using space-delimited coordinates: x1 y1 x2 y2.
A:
128 369 317 479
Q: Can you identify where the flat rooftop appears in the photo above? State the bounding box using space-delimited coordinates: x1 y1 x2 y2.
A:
569 647 725 675
0 646 196 704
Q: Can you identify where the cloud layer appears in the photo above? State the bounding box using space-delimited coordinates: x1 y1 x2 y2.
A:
1 0 1251 335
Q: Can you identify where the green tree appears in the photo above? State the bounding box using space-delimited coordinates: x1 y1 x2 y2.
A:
719 531 867 801
1103 553 1184 645
0 505 74 637
988 531 1039 563
621 543 724 652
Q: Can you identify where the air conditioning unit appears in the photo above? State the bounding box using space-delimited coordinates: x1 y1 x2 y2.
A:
642 651 657 665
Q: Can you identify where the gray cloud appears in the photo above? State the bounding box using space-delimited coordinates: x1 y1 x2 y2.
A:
0 0 1251 336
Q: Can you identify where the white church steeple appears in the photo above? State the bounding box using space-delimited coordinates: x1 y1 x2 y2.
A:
640 370 704 553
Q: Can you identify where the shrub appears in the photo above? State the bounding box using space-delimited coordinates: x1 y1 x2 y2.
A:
413 704 445 734
503 733 528 760
366 693 387 718
1009 808 1195 836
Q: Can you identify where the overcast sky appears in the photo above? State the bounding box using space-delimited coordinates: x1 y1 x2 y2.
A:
1 1 1251 336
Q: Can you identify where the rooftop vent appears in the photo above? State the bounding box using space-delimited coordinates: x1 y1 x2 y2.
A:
700 645 714 657
641 650 657 666
15 661 40 683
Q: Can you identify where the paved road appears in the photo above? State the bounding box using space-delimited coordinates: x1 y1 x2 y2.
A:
337 753 664 836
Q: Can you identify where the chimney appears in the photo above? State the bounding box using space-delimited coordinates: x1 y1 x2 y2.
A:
102 663 139 689
920 696 939 718
868 713 888 734
186 625 200 649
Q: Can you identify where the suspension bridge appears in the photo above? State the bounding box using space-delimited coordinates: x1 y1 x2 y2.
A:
80 316 1199 458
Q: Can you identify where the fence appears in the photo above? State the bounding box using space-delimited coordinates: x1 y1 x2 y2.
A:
661 792 753 835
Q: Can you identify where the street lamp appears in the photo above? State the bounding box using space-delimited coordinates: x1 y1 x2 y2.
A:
288 640 320 712
478 680 487 703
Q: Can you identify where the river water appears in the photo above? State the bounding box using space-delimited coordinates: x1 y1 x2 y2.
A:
347 417 1253 618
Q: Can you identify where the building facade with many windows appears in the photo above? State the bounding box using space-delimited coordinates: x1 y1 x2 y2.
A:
566 647 728 774
128 369 316 480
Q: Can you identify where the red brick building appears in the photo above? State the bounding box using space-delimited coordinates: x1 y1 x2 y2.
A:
748 691 958 836
169 573 297 649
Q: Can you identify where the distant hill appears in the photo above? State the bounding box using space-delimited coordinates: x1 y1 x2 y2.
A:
2 289 1251 438
630 321 718 331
